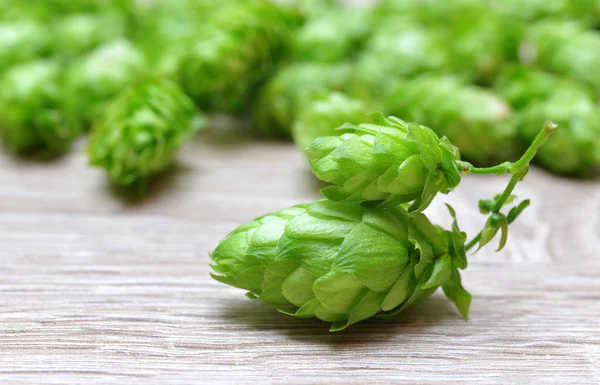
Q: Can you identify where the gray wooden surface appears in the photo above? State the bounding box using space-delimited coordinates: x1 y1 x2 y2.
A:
1 124 599 384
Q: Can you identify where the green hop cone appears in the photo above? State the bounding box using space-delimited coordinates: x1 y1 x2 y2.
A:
88 78 203 188
519 95 600 177
0 1 51 22
37 0 135 15
52 12 128 58
277 0 336 19
373 0 466 24
63 39 146 131
0 20 51 74
211 199 471 331
292 91 371 153
385 75 518 166
350 20 450 102
0 59 77 155
377 0 597 25
134 0 229 73
211 122 557 331
521 21 600 89
177 0 297 113
292 8 372 63
307 114 461 212
447 3 523 85
494 65 596 110
495 66 600 176
308 112 557 212
252 62 353 136
491 0 598 25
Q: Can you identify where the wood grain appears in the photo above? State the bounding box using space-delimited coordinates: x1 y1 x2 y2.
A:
1 123 599 384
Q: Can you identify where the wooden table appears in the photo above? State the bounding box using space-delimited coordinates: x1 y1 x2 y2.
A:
1 124 599 384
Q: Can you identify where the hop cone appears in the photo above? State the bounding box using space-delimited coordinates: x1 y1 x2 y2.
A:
522 22 600 89
378 0 597 25
494 65 595 110
495 66 600 176
88 78 202 188
447 3 523 85
253 62 353 136
52 12 128 58
292 8 372 63
177 0 297 113
36 0 135 15
0 59 77 155
63 39 146 131
134 0 229 71
491 0 598 24
277 0 336 19
385 75 518 166
0 1 51 21
292 91 370 154
374 0 472 24
518 94 600 176
307 114 461 212
348 21 450 103
1 0 131 21
0 21 51 74
211 199 470 331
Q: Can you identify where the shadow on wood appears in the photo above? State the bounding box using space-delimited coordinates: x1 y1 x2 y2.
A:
216 293 459 344
102 163 196 206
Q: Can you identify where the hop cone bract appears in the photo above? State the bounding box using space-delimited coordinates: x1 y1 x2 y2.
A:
88 78 202 187
211 199 470 331
307 114 461 212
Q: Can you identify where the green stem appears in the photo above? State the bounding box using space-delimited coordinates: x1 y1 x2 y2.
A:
456 121 557 176
464 233 481 252
492 172 522 213
460 121 558 252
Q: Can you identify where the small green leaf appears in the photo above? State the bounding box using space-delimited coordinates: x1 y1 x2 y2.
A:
496 215 509 251
442 269 472 320
445 203 457 220
477 214 502 250
508 199 531 223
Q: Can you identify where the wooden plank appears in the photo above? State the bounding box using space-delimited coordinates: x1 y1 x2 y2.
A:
1 127 599 384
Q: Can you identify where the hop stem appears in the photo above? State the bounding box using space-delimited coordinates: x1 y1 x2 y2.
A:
457 121 558 252
456 121 558 176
